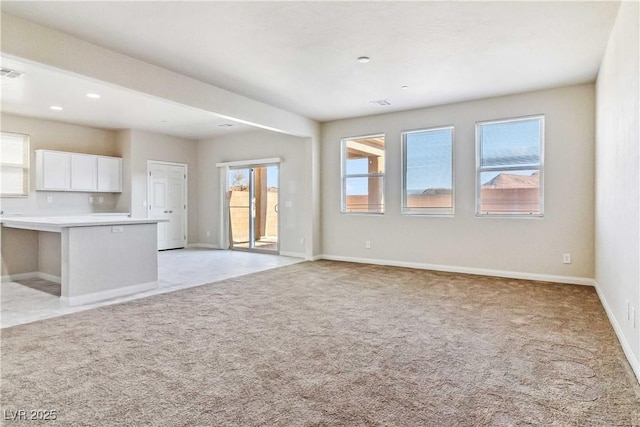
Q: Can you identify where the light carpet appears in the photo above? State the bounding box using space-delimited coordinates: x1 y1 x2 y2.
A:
2 261 639 426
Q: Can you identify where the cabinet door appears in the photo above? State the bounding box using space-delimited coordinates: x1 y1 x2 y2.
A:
97 156 122 192
70 154 97 191
41 151 70 190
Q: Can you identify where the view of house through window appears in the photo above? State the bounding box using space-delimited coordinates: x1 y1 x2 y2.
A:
342 134 385 213
476 116 544 216
0 132 30 197
402 126 454 215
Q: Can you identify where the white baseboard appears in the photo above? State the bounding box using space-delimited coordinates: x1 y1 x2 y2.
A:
1 271 61 284
187 243 220 249
61 281 158 307
37 272 62 284
2 272 37 283
594 282 640 383
318 254 595 286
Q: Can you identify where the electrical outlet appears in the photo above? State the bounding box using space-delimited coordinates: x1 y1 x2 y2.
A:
89 196 94 204
46 196 53 204
300 237 305 245
562 253 572 264
365 240 371 249
627 299 631 321
98 197 104 204
206 230 211 237
632 307 636 329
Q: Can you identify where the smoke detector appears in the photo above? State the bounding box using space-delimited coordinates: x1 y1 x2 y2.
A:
0 68 24 79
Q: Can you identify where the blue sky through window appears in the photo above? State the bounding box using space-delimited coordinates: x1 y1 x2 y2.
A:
405 128 453 194
479 118 541 184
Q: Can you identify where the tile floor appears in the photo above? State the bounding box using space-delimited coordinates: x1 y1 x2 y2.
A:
1 248 303 328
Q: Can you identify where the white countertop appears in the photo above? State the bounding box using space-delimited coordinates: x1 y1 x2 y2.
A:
1 215 168 232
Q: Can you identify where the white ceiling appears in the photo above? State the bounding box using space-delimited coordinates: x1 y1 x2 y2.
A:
0 1 621 136
1 56 254 139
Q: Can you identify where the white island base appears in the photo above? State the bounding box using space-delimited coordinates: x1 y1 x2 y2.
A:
2 216 166 306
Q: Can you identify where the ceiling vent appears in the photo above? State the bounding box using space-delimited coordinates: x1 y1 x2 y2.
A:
369 99 391 107
0 68 24 79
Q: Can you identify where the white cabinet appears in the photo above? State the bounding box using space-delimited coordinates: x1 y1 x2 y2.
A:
36 150 121 193
70 154 97 191
37 150 70 190
97 156 121 192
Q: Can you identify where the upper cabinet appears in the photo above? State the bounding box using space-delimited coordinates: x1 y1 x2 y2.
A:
70 153 97 191
37 150 70 191
36 150 121 193
97 156 121 192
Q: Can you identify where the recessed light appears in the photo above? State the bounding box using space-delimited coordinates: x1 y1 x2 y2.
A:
86 93 101 99
401 85 409 90
49 105 63 111
357 56 370 64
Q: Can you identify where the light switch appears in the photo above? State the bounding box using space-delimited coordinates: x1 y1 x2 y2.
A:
111 226 124 233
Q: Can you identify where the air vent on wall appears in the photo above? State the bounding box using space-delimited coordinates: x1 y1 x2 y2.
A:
0 68 24 79
369 99 391 107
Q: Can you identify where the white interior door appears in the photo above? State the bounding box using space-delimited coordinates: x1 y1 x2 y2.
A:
148 162 187 250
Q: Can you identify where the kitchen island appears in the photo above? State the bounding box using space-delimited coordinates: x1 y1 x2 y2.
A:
2 215 167 306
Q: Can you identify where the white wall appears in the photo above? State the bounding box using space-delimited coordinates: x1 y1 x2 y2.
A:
0 113 119 216
2 14 323 255
595 0 640 378
321 84 595 283
120 129 199 244
197 129 308 257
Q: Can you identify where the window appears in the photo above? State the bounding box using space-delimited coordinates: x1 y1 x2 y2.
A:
341 134 385 213
1 132 30 197
402 126 454 215
476 116 544 216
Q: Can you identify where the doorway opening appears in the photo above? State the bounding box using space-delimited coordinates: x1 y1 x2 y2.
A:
227 165 279 253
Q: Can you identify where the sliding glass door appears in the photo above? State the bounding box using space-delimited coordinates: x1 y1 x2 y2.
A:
227 165 278 253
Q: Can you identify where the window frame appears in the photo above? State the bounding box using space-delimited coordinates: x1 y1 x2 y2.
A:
340 133 385 215
401 125 455 216
475 115 545 217
1 131 30 197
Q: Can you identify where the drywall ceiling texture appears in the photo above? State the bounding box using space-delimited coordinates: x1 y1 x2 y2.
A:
595 0 640 375
1 1 620 121
321 84 595 283
197 130 308 258
0 56 255 140
0 13 318 139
